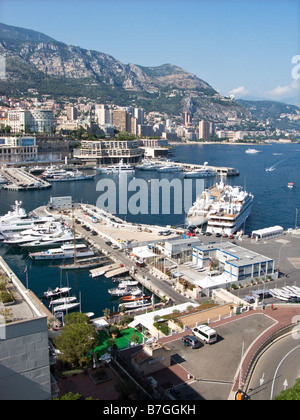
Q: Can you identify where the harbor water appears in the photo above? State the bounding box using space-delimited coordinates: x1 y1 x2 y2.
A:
0 142 299 317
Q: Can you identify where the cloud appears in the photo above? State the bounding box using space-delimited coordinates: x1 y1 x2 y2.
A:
229 86 249 98
265 79 300 101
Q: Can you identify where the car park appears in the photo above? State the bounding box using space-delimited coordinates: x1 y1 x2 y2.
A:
192 325 218 344
182 335 202 349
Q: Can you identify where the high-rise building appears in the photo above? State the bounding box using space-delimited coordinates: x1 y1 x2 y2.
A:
95 104 113 125
198 120 214 140
183 112 191 126
113 109 131 133
66 106 78 121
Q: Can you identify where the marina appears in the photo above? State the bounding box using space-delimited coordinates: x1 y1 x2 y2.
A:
0 142 299 320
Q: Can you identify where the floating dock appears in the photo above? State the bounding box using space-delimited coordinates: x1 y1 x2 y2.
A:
0 167 51 190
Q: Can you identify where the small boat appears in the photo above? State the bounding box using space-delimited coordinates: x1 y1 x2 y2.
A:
89 270 106 278
118 280 138 288
288 182 294 189
108 286 141 297
121 295 150 302
53 302 80 312
44 287 71 299
119 299 152 310
49 296 77 306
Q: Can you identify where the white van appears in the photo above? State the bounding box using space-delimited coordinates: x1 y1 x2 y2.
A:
192 324 217 344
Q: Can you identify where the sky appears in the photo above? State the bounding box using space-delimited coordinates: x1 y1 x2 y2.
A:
0 0 299 105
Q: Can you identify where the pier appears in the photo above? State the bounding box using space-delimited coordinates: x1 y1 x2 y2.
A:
149 160 239 176
0 167 51 190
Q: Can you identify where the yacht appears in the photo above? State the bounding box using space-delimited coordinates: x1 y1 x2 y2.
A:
22 229 81 248
187 177 254 235
3 222 63 247
42 166 68 178
45 170 95 182
29 243 94 260
0 201 54 237
95 159 135 174
49 296 77 306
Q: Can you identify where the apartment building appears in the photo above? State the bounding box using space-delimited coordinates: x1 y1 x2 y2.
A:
8 109 54 134
198 120 214 140
74 139 143 164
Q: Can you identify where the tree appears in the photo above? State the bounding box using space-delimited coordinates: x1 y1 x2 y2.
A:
54 313 98 367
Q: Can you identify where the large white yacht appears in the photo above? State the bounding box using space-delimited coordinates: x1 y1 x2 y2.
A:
3 222 62 246
0 201 54 238
187 178 254 235
95 159 135 174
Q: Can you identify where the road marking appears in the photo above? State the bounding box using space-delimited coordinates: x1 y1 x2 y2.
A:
260 372 265 386
270 344 300 400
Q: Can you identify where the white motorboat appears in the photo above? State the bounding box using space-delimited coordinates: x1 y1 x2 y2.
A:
119 299 151 310
288 182 294 189
44 287 71 298
89 270 106 278
0 201 54 235
29 243 94 260
95 159 135 174
187 176 254 235
118 280 138 288
245 148 260 154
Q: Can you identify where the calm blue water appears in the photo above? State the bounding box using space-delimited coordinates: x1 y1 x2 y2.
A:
0 142 299 317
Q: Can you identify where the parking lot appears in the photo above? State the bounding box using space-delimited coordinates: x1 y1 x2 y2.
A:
155 313 276 400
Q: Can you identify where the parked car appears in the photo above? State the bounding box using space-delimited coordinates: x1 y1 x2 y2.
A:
182 335 202 349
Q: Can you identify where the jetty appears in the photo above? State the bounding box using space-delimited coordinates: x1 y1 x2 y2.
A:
0 167 51 190
150 160 239 176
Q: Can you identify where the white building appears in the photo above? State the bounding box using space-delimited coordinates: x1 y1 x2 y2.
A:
8 109 54 134
0 136 38 162
192 242 274 283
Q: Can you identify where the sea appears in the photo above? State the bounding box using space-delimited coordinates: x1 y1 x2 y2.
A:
0 142 299 318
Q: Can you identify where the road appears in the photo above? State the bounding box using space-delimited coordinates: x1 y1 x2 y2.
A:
246 332 300 400
69 211 192 305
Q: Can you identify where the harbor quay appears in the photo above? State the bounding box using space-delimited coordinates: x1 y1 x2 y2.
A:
34 201 300 309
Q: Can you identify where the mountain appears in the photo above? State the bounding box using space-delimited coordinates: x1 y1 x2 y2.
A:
0 23 251 121
236 99 300 131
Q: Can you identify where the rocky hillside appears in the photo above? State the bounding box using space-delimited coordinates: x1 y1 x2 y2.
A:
0 22 250 121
